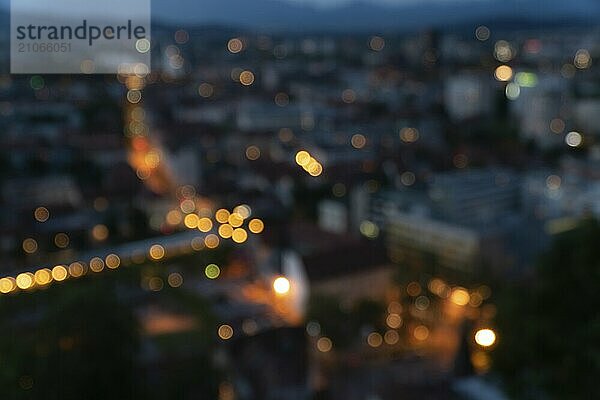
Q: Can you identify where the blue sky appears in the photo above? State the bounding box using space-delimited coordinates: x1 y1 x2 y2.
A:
286 0 484 6
287 0 431 6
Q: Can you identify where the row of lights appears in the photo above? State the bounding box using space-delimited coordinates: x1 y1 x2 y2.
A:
2 225 241 296
0 254 120 294
27 206 254 259
176 204 265 243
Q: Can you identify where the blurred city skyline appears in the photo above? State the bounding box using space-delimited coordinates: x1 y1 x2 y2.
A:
0 0 598 398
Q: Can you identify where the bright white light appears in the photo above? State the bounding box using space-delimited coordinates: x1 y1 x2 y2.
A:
475 328 497 347
565 131 582 147
273 276 291 295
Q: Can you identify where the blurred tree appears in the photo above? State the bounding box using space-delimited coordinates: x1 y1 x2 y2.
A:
493 218 600 399
0 277 141 400
0 264 224 400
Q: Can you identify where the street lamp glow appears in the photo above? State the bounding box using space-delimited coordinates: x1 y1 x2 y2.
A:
475 328 497 347
273 276 291 295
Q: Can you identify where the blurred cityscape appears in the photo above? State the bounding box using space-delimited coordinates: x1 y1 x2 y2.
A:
0 1 599 399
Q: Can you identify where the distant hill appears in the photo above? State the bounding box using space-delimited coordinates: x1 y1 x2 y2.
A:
150 0 600 31
1 0 599 32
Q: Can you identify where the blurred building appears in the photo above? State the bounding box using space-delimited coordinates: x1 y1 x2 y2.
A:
510 73 567 148
386 212 480 272
428 169 520 226
444 73 493 121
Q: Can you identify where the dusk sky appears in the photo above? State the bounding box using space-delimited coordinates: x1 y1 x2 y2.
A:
286 0 487 6
0 0 484 10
